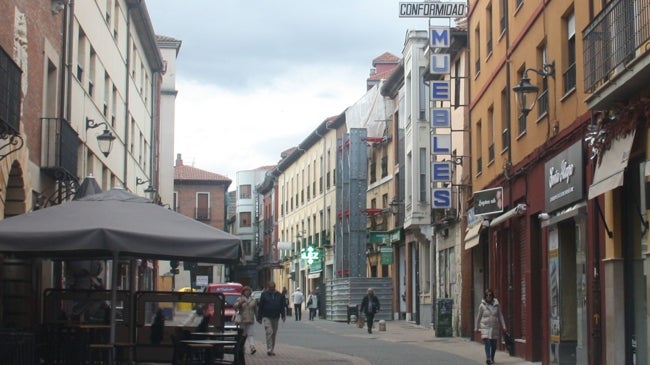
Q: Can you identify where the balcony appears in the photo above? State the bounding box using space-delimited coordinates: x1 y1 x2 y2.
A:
195 207 210 221
583 0 650 105
41 117 78 183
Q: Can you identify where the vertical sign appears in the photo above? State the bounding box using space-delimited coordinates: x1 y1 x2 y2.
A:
430 26 452 209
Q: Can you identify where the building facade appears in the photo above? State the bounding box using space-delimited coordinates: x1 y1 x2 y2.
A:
231 166 274 289
172 153 231 289
0 0 163 329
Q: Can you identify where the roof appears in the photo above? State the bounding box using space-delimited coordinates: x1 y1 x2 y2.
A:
174 165 231 182
373 52 400 66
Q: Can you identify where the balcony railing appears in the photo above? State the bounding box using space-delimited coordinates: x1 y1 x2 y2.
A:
583 0 650 93
41 117 78 181
195 207 210 221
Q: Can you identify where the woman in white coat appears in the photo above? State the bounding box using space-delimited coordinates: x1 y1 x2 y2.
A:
475 289 507 365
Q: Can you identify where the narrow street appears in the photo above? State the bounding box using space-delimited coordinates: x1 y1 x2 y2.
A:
239 316 536 365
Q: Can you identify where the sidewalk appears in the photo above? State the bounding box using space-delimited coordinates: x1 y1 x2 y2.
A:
244 319 539 365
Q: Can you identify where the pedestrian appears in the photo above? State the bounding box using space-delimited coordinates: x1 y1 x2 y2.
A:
475 289 507 365
150 308 165 344
291 287 304 320
307 290 318 320
234 286 258 355
257 281 286 356
281 286 290 316
360 288 380 334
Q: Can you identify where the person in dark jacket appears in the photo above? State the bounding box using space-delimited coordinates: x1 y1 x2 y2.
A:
257 281 286 356
360 288 380 334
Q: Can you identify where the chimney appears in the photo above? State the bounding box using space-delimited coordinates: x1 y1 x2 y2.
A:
176 153 183 166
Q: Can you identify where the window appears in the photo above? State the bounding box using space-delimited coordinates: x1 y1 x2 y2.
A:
419 148 427 202
488 106 495 163
240 184 251 199
537 46 549 118
500 88 509 152
419 67 427 119
195 193 209 220
454 59 461 108
88 48 96 97
476 120 483 175
239 212 251 227
0 47 21 133
486 3 493 55
474 25 481 75
243 240 252 255
499 0 507 34
172 192 178 212
381 147 388 178
369 156 377 183
77 31 86 81
564 11 576 93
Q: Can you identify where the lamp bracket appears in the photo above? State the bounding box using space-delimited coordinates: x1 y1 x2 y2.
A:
525 61 555 79
136 177 150 186
86 118 109 130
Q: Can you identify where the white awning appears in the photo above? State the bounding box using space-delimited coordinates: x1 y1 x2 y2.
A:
464 221 484 250
307 272 321 279
588 131 635 199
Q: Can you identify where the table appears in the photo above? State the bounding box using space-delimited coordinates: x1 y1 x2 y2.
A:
180 339 238 365
192 331 239 338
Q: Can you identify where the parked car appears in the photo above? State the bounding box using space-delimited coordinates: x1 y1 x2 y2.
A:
205 282 243 322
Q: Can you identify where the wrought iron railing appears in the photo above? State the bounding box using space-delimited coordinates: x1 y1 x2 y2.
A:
40 117 78 180
583 0 650 92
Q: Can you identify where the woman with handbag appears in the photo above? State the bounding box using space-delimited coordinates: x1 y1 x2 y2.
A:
234 286 258 354
475 289 507 365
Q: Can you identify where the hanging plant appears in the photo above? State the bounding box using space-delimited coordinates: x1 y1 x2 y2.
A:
584 97 650 162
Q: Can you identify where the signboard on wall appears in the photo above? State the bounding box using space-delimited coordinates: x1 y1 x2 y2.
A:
473 187 504 216
399 2 469 17
544 141 584 212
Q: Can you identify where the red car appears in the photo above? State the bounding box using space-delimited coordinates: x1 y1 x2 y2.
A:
205 283 243 322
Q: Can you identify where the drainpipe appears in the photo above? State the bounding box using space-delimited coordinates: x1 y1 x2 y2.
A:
123 4 134 187
504 0 514 336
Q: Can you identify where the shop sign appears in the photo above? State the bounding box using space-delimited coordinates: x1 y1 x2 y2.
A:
399 2 468 17
380 246 394 265
544 141 583 212
473 187 504 216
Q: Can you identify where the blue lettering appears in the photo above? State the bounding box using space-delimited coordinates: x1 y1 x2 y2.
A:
432 189 452 208
432 135 451 154
430 27 450 48
431 81 450 101
431 108 450 128
432 162 452 181
430 54 450 74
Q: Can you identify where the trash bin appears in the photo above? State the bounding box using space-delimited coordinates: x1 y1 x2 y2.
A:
435 299 453 337
347 304 359 324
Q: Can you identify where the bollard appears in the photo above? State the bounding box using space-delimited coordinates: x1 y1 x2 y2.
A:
378 320 386 331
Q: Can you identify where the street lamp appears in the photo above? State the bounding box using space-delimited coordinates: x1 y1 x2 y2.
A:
86 118 116 157
512 61 555 117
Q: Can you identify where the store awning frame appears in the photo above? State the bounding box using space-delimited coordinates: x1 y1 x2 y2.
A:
464 220 487 250
588 131 635 199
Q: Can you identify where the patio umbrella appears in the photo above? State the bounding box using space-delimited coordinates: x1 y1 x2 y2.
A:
0 187 242 347
0 187 242 263
74 175 103 200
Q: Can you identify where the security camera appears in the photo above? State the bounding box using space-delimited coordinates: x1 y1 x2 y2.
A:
538 213 550 221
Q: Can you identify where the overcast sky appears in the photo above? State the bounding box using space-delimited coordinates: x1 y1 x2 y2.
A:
146 1 431 186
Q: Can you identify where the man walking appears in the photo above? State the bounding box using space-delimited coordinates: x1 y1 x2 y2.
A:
360 287 380 334
291 287 304 321
257 281 286 356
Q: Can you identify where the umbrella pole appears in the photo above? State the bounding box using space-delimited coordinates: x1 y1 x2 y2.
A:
110 252 118 363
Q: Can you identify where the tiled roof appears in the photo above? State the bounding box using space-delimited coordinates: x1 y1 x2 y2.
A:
373 52 400 65
156 34 180 42
368 68 395 81
174 165 231 182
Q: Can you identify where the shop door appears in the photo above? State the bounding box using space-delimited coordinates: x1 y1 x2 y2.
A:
549 220 585 365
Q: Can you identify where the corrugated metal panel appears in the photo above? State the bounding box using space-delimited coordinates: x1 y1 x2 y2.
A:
325 277 392 322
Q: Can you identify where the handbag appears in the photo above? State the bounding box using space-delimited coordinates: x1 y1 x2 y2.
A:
233 311 242 324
